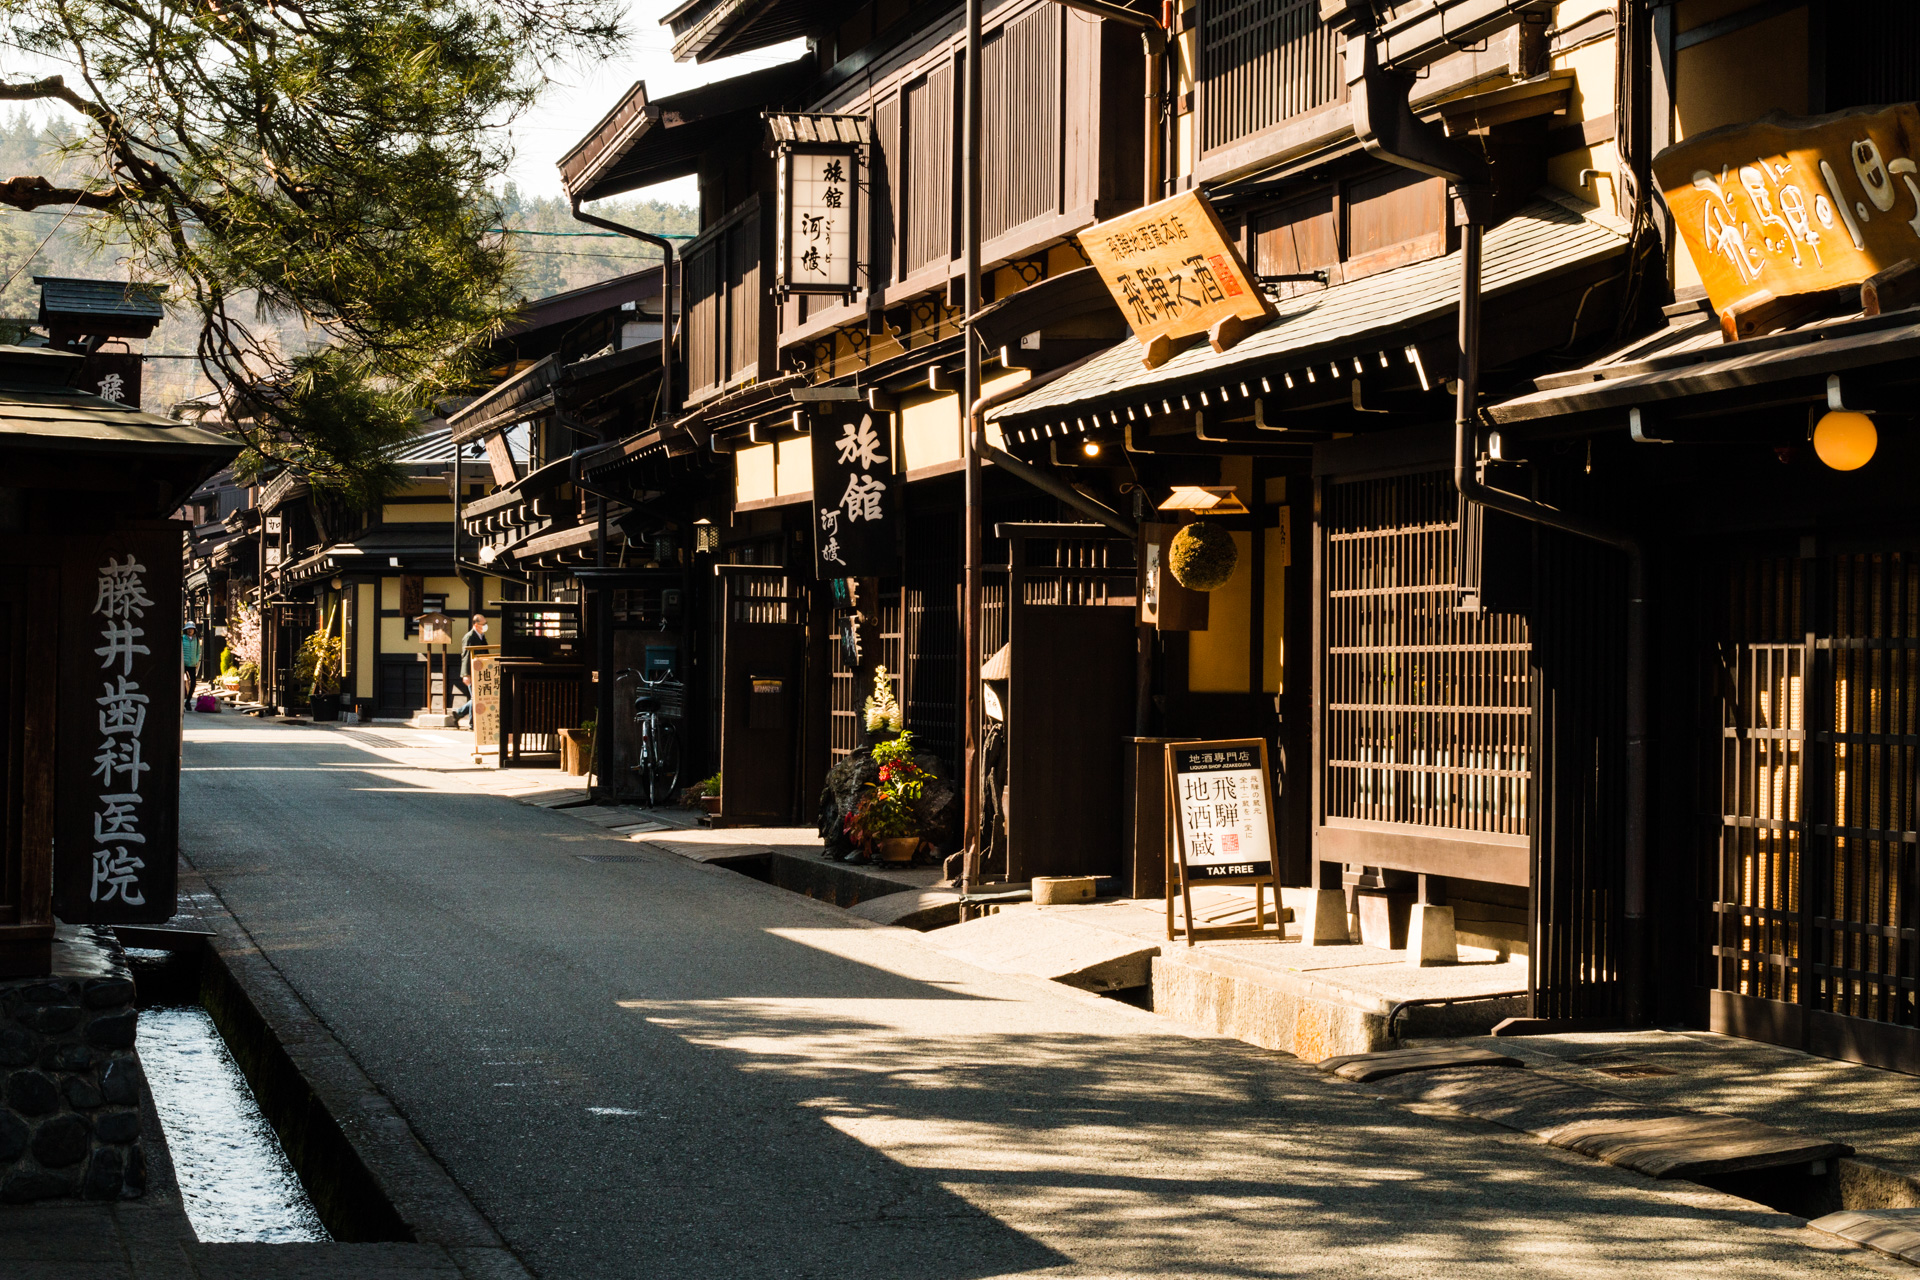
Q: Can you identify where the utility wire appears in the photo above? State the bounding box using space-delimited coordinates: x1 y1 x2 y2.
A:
488 227 695 238
0 158 107 296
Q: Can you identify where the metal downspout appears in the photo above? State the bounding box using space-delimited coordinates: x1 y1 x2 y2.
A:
1449 205 1650 1025
568 200 676 428
965 351 1137 539
962 0 985 893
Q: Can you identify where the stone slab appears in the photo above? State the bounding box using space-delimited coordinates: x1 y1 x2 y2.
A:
1378 1064 1664 1133
1809 1208 1920 1264
845 890 964 930
923 910 1158 993
1543 1113 1854 1180
1318 1047 1525 1083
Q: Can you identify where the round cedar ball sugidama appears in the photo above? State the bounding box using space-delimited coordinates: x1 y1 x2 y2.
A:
1168 521 1238 591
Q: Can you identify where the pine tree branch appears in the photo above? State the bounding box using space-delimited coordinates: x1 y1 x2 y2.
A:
0 74 112 126
0 176 121 210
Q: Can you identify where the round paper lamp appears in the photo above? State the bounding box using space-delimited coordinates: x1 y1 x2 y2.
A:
1813 410 1877 471
1168 521 1239 591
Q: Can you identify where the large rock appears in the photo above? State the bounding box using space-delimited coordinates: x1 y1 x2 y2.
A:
817 742 958 858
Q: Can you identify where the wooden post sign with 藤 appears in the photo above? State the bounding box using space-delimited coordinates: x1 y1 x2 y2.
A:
1654 104 1920 335
1164 739 1282 945
1077 190 1275 368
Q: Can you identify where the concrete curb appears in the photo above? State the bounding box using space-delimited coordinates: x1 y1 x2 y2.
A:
182 864 533 1280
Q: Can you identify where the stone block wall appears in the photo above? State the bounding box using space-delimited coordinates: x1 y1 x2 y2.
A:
0 925 144 1202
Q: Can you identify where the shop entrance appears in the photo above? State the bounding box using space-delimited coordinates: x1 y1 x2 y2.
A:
1712 551 1920 1073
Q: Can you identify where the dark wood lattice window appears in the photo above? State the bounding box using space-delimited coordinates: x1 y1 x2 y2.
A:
1714 557 1805 1005
1199 0 1344 156
981 5 1060 242
1322 472 1532 837
830 592 902 760
1713 551 1920 1042
1825 553 1920 1026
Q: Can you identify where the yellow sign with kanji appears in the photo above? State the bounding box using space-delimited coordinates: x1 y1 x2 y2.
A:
1077 191 1273 361
1654 103 1920 315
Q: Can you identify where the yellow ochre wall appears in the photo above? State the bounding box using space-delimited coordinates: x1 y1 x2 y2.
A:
354 582 376 700
1667 0 1810 292
733 369 1028 509
376 575 475 654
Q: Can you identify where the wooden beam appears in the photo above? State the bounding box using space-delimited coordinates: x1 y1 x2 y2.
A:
1862 259 1920 318
1673 0 1802 51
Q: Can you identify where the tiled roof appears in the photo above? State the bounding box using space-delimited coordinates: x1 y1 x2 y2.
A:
390 422 530 466
34 276 166 321
765 112 870 146
991 194 1628 426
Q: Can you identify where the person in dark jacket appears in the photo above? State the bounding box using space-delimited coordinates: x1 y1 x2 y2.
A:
453 614 487 728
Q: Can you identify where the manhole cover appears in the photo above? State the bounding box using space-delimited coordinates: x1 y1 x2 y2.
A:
343 731 407 749
575 854 648 864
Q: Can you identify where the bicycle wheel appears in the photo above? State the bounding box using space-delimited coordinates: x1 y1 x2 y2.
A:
651 719 680 808
634 715 657 804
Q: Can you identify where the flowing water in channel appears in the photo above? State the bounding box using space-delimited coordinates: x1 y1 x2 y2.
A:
136 1005 331 1243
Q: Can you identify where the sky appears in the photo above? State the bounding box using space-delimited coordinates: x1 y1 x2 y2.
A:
503 1 806 207
0 0 804 210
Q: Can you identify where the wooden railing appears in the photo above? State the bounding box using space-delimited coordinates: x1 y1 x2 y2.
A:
1199 0 1343 156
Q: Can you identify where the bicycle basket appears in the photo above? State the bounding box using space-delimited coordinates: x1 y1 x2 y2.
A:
636 680 684 721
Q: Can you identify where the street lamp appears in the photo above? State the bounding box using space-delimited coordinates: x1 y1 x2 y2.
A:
1813 409 1877 471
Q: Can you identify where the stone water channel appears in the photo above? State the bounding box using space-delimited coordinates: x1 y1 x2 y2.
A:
125 946 330 1243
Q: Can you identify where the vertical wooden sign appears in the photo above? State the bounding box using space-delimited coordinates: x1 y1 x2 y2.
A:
810 408 901 579
1165 738 1282 945
471 650 500 759
56 528 182 923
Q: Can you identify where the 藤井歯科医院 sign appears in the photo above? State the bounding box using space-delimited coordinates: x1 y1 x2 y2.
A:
1077 190 1273 361
1654 103 1920 314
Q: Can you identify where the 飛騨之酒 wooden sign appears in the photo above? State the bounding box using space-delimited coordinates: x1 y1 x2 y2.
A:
1077 191 1274 363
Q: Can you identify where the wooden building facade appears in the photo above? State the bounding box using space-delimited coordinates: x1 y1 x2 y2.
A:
555 0 1920 1078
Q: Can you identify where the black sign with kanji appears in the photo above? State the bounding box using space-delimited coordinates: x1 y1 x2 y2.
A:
808 409 900 579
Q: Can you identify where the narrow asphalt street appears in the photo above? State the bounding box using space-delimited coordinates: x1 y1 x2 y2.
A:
178 715 1887 1280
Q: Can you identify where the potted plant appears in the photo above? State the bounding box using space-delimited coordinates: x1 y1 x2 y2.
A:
697 773 721 816
297 632 345 721
559 720 595 776
863 666 903 743
228 604 262 703
845 733 927 864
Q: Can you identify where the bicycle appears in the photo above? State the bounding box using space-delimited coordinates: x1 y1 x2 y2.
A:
614 666 682 807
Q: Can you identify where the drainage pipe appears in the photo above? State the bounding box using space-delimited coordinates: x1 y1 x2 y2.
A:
568 200 675 428
1450 199 1650 1026
1385 990 1530 1042
965 350 1136 537
981 446 1135 538
1044 0 1165 204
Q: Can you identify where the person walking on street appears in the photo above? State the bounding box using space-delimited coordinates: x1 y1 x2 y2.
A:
182 623 202 711
454 613 487 728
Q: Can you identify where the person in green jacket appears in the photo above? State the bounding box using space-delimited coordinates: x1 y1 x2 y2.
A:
182 623 202 710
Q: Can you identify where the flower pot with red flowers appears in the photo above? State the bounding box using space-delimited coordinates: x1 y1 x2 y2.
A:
844 732 928 863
